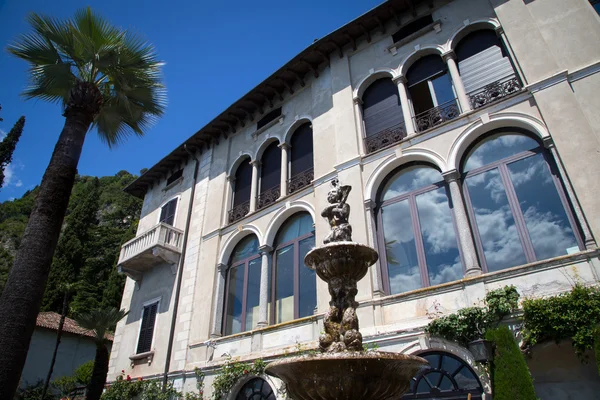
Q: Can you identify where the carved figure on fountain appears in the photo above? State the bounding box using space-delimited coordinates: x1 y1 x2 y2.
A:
322 179 352 244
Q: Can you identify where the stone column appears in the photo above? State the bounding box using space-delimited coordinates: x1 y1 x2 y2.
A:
249 160 260 213
442 51 472 114
364 199 385 297
353 97 367 155
496 26 527 85
279 143 289 199
393 76 416 136
543 138 596 249
210 263 227 338
443 171 481 277
257 245 273 327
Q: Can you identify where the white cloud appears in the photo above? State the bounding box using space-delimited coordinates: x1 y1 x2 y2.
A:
15 180 23 188
0 129 6 140
2 159 24 188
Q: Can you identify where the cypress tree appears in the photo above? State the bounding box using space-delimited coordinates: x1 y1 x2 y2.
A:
0 116 25 188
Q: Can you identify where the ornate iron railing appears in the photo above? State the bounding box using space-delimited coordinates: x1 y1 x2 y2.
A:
469 76 522 110
228 201 250 224
413 99 460 132
364 123 407 154
257 185 281 210
288 168 314 194
119 223 183 264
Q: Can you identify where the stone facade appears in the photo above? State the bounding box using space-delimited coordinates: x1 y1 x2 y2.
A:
109 0 600 398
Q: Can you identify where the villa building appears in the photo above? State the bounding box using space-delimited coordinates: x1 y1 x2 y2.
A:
108 0 600 398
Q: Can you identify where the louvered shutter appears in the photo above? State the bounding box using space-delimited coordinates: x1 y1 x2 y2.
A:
160 199 177 226
290 123 313 176
137 303 158 353
458 46 515 94
362 79 404 138
234 160 252 207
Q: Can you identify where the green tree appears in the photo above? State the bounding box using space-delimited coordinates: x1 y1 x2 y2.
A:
75 308 128 400
486 326 537 400
0 116 25 188
0 8 165 396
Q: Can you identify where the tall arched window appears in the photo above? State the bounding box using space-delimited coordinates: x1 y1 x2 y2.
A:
402 351 484 399
289 122 314 193
258 142 281 210
271 212 316 324
223 235 260 335
377 164 463 295
229 157 252 223
362 78 406 153
407 55 459 132
462 129 582 273
455 29 520 109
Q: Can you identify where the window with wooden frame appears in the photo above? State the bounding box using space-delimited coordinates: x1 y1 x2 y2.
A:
271 212 316 324
223 235 261 335
461 129 583 273
137 301 158 354
289 123 314 193
376 164 463 295
159 198 177 226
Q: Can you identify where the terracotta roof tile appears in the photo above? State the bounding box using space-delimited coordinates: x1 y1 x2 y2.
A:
36 312 114 341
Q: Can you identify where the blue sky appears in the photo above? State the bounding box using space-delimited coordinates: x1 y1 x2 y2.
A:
0 0 383 201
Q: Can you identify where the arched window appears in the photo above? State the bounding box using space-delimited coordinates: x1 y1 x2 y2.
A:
402 351 484 399
230 157 252 223
271 212 316 324
288 123 314 194
236 378 276 400
377 164 463 295
362 78 406 153
462 129 582 273
455 29 520 109
223 235 260 335
258 142 281 210
407 54 460 132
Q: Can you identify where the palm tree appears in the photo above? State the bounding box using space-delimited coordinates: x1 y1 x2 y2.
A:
75 308 128 400
0 8 165 397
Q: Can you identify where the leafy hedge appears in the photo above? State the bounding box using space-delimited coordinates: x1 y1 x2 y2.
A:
211 357 266 400
486 326 536 400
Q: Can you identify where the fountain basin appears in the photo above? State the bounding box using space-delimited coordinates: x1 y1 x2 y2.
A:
304 242 378 282
265 351 427 400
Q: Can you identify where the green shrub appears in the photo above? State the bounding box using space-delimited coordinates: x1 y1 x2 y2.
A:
101 374 145 400
486 326 536 400
73 360 94 385
52 375 78 396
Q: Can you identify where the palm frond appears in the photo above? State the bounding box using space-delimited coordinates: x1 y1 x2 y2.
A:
75 307 128 343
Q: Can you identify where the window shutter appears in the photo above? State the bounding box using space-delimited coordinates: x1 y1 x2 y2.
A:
362 79 404 138
160 199 177 225
290 123 313 176
233 159 252 207
260 143 281 192
137 303 158 354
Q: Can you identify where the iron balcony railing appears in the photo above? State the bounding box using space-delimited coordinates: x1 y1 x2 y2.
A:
469 76 522 110
364 122 407 154
288 168 314 194
257 185 281 210
118 222 183 265
228 200 250 224
413 99 460 133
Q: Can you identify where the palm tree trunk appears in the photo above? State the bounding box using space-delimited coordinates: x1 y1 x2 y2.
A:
87 342 109 400
42 290 69 398
0 106 92 398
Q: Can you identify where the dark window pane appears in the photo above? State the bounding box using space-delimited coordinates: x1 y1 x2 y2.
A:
290 123 314 175
465 168 526 271
245 258 262 330
166 169 183 186
430 73 455 105
392 14 434 43
381 165 441 201
382 200 422 294
257 107 282 130
507 154 579 258
409 80 434 115
424 353 441 368
298 236 316 318
275 245 294 323
439 376 453 391
407 55 446 87
160 198 177 225
230 235 259 264
463 133 538 172
275 212 313 245
261 142 281 192
416 377 431 393
454 365 480 390
416 187 463 285
595 3 600 15
427 372 443 389
441 354 462 376
234 158 252 207
225 265 245 335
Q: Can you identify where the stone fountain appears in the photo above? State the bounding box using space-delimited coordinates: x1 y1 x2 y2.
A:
265 180 428 400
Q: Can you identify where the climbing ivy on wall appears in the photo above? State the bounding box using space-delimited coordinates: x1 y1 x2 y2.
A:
211 356 266 400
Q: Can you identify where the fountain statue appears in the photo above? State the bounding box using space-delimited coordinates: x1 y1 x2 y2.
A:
265 179 428 400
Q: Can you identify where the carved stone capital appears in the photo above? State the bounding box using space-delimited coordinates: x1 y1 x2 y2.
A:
226 175 236 183
442 170 461 183
442 51 456 63
353 97 363 105
278 142 290 150
542 136 555 149
364 198 375 211
258 244 273 256
495 25 505 36
250 160 262 167
217 263 227 273
392 75 408 85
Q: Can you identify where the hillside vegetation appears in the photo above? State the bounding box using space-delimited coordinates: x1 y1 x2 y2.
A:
0 171 141 315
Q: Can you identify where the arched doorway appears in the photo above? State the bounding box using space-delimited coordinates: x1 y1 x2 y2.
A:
402 351 484 399
235 378 276 400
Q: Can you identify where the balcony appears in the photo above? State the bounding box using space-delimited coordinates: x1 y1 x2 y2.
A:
288 168 314 194
469 76 522 110
364 123 407 154
117 223 184 280
229 201 250 224
257 185 281 210
413 99 460 133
